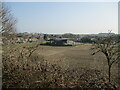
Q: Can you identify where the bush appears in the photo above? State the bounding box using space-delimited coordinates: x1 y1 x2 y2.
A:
2 45 117 88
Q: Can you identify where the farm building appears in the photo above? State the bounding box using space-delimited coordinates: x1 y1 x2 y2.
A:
50 39 68 46
41 38 73 46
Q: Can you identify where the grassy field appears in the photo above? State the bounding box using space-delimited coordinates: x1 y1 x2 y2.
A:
35 43 118 78
3 42 118 88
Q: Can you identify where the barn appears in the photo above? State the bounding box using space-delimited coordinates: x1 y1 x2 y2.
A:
51 39 68 46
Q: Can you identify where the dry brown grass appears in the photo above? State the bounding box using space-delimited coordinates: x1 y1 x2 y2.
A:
2 43 118 88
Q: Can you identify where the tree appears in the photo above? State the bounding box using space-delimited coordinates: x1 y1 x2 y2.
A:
44 34 48 41
0 2 17 44
91 33 120 83
80 36 93 43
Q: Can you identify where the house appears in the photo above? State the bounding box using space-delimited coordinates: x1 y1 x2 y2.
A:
14 33 44 43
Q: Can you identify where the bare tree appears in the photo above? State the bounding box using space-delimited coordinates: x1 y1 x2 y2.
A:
0 2 17 44
91 32 120 83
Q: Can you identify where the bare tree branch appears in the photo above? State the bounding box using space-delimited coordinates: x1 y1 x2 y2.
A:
91 32 119 82
0 2 17 44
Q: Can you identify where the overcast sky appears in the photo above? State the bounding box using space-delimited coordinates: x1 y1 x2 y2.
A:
5 2 118 34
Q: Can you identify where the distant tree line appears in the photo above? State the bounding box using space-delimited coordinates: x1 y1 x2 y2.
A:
79 36 94 43
43 33 120 44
